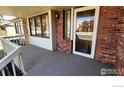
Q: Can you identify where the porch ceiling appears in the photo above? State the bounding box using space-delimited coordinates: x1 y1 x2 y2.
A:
0 6 73 17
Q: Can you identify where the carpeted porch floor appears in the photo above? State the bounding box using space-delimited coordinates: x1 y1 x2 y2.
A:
22 45 116 76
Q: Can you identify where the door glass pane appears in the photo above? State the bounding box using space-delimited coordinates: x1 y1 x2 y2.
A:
75 9 95 54
30 18 36 35
41 14 49 38
35 16 42 36
65 10 71 39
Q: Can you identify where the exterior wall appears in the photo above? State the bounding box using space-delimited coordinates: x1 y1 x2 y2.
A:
28 10 54 51
95 6 124 75
56 10 72 54
25 6 124 75
116 26 124 75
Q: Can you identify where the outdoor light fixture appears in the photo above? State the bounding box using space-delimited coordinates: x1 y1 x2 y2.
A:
55 12 60 19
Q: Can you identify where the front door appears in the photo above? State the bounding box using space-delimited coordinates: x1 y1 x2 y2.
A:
73 7 100 59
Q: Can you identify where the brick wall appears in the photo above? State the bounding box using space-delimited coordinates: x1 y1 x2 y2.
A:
22 17 29 43
95 6 124 75
22 18 29 38
116 26 124 75
56 10 72 54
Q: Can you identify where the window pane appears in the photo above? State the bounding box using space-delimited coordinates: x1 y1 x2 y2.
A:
75 9 95 54
76 9 94 32
17 22 21 34
29 13 49 38
30 18 36 35
20 21 24 34
15 20 23 34
35 16 42 36
65 10 71 39
41 14 49 38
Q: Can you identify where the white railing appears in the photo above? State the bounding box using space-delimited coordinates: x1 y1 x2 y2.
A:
3 34 27 46
0 36 26 76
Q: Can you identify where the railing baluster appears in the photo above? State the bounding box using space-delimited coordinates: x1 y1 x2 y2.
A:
18 53 25 75
14 37 16 43
11 61 16 76
15 37 18 45
18 37 20 45
22 37 24 46
1 69 5 76
0 35 26 76
8 38 11 42
11 38 13 42
17 37 19 45
3 34 26 46
19 37 21 46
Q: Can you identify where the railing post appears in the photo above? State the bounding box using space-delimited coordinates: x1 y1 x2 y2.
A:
11 61 16 76
18 50 26 75
1 69 5 76
15 37 18 45
22 36 25 46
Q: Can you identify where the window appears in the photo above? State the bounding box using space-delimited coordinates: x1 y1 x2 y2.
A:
64 10 71 40
41 14 49 38
35 16 42 36
29 18 36 35
15 20 24 34
29 13 49 38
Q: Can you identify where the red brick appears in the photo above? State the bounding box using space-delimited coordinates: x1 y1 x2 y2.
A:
95 6 124 75
56 10 72 54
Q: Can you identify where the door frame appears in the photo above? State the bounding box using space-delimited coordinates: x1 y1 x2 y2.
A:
73 6 100 59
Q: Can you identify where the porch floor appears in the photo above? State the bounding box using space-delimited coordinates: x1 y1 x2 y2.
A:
22 45 115 76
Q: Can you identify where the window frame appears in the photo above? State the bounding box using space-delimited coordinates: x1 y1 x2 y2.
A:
15 20 23 34
29 17 36 36
40 13 49 38
29 13 49 38
34 15 42 37
64 9 71 40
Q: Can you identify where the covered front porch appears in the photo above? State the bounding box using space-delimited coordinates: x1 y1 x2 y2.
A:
22 44 115 76
1 6 122 76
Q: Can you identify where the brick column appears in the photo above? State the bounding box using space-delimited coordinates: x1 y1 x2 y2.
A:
56 10 72 54
22 17 29 43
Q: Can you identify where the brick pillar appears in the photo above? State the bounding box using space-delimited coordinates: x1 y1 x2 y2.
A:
56 10 72 54
22 17 29 43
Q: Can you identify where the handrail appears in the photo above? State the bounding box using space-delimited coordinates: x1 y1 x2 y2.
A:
0 47 20 70
2 34 27 46
2 34 24 39
0 37 19 56
0 36 26 76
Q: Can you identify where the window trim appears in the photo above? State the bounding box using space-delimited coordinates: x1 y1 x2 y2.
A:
64 9 71 40
29 13 49 38
40 13 49 38
14 20 23 34
34 15 42 37
29 17 36 36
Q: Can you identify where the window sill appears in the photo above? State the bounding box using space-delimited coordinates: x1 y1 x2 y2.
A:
30 35 50 39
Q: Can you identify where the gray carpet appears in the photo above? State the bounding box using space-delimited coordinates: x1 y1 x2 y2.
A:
22 45 116 76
